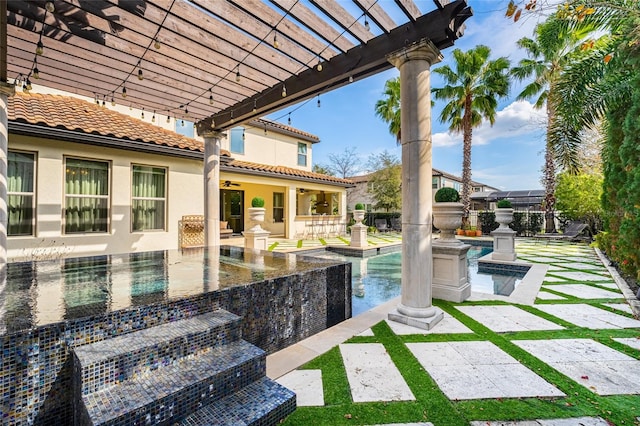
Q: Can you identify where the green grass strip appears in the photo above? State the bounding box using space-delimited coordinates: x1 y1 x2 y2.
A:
319 238 327 246
337 236 350 244
296 239 303 248
267 242 279 251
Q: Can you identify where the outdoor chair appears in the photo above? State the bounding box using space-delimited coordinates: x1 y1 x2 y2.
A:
375 219 389 233
390 217 402 232
533 221 591 243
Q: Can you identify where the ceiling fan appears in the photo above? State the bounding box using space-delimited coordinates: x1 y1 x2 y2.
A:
222 181 241 187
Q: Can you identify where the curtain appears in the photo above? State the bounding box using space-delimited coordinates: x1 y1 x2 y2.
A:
132 166 166 231
65 158 109 233
7 151 35 236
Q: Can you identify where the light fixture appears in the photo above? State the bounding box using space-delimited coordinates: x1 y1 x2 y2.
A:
154 39 161 49
349 75 354 83
25 78 32 91
253 99 257 112
129 103 132 111
184 107 189 117
242 129 245 140
33 66 40 80
22 81 29 93
181 119 185 126
122 86 127 98
45 1 55 13
235 67 241 82
281 84 287 97
111 96 115 107
36 40 44 56
166 115 171 124
230 110 234 123
141 108 145 119
316 58 323 72
95 95 100 105
138 68 144 81
288 113 291 126
317 95 321 108
152 111 156 123
101 97 105 107
364 14 370 31
273 32 279 49
209 89 214 105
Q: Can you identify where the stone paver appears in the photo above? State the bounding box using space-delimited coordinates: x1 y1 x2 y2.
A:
359 315 472 336
456 305 564 332
550 271 611 282
470 417 611 426
542 284 621 299
543 276 567 282
340 343 414 402
407 341 564 400
536 291 566 300
604 303 634 315
613 337 640 351
276 370 324 406
513 338 640 395
535 304 640 329
551 262 607 271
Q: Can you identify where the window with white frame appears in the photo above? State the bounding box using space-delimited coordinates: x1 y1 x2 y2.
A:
273 192 284 223
432 177 439 189
8 150 36 236
297 142 307 167
64 157 110 234
230 128 245 154
132 165 167 231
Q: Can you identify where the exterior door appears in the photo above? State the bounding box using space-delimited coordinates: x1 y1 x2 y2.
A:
221 189 244 233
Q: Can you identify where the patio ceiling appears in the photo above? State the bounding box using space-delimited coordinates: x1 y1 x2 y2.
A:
3 0 471 133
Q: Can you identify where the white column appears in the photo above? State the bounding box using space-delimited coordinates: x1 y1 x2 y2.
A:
387 40 444 330
0 83 15 269
202 131 223 247
285 185 297 239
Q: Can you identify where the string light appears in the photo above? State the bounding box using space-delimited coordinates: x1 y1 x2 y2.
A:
45 1 55 13
129 103 133 111
101 96 106 107
137 67 144 81
152 111 156 123
122 86 127 98
154 39 161 49
364 14 370 31
32 60 40 79
316 58 323 72
181 119 185 127
141 108 145 119
287 113 291 126
25 78 32 91
317 95 321 108
349 75 354 83
36 40 44 56
209 88 214 105
235 66 241 82
273 31 279 49
166 115 171 124
281 84 287 97
253 99 257 112
111 96 115 106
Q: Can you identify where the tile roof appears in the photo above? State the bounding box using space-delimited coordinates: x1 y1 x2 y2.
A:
7 92 349 186
249 118 320 143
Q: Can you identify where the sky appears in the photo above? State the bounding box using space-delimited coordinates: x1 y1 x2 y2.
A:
266 0 557 190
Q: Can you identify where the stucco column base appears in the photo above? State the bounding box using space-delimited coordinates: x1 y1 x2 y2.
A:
350 224 368 248
491 228 517 261
432 242 471 302
243 228 271 250
388 307 444 330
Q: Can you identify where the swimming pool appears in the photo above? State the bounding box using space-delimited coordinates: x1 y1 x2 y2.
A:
316 246 526 316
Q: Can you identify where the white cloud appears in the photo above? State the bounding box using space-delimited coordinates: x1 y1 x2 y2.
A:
432 132 460 147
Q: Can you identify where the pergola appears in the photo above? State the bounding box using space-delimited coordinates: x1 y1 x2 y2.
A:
1 0 471 327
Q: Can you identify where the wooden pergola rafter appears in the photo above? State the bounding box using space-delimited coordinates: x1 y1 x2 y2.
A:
3 0 472 131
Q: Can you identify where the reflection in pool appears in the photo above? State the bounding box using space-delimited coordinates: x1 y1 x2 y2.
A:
315 246 526 316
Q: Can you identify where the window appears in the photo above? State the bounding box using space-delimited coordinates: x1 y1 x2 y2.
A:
8 150 35 236
432 177 439 189
132 165 167 231
367 182 375 192
273 192 284 223
453 182 461 191
64 158 109 234
230 128 245 154
297 142 307 167
175 119 194 138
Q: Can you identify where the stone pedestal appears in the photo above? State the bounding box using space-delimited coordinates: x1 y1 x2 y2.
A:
491 228 517 261
350 223 368 248
243 228 271 250
432 242 471 302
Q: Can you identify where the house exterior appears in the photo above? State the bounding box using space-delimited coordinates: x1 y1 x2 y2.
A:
6 92 351 260
347 169 499 212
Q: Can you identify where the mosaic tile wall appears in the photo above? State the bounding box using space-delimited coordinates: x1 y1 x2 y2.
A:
0 260 350 425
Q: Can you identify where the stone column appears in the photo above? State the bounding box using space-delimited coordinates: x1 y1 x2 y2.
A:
202 131 223 247
0 82 15 269
387 40 444 330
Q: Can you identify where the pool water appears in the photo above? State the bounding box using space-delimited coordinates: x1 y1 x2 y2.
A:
316 246 526 316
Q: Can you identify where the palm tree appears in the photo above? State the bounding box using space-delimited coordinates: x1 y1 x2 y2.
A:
511 16 594 232
374 77 401 143
431 45 510 223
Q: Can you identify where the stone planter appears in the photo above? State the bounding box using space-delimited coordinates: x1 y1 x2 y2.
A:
432 202 464 244
353 209 365 225
248 207 266 231
495 208 514 229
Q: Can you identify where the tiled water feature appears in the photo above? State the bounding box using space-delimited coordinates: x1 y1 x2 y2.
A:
0 247 351 425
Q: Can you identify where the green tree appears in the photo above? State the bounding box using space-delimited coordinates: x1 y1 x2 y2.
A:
432 45 510 223
554 172 603 233
326 147 361 178
366 151 401 212
511 16 595 232
312 164 333 175
374 77 401 143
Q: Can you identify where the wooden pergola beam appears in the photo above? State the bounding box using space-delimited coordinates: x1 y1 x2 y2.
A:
199 0 471 133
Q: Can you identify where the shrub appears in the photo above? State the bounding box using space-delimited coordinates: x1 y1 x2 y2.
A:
251 196 265 208
434 187 460 202
497 199 512 208
478 211 498 234
355 203 365 210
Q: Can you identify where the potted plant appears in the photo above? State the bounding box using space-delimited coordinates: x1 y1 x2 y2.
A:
466 226 477 237
432 187 463 243
353 203 366 224
495 199 514 229
248 196 266 230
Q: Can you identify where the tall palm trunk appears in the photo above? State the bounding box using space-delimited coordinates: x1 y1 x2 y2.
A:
544 94 557 233
461 95 473 224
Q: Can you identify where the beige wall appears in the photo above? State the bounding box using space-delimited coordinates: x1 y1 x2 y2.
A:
8 134 204 260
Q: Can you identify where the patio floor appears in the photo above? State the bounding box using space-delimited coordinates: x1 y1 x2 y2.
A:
259 238 640 425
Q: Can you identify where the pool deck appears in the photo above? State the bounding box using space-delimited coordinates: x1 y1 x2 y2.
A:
245 236 640 425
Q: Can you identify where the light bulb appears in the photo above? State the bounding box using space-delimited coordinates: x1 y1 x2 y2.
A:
141 109 145 119
253 99 257 112
33 67 40 79
166 115 170 124
152 111 156 123
236 69 241 82
273 33 279 49
122 87 127 98
181 119 185 127
364 18 370 31
111 97 115 106
154 39 161 49
26 78 32 91
138 69 144 80
316 60 323 72
36 40 44 56
288 114 291 125
281 84 287 97
209 94 214 105
349 75 354 83
101 99 105 107
45 1 55 13
317 97 321 108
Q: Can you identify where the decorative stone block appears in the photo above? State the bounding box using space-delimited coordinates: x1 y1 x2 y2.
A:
350 223 368 248
243 228 271 250
432 242 471 302
491 228 517 261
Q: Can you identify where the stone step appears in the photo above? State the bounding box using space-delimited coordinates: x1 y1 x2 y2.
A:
176 376 296 426
77 340 266 426
73 309 242 395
